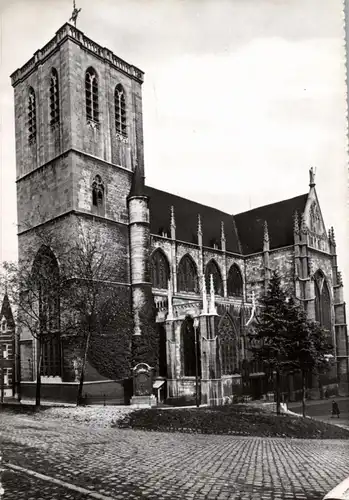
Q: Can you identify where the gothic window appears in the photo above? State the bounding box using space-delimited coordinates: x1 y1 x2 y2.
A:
205 259 223 296
32 246 61 377
314 270 332 333
227 264 243 297
177 255 198 293
28 87 37 143
182 316 201 377
310 202 321 234
218 313 239 375
150 249 170 289
49 68 60 126
115 84 127 136
85 67 99 122
92 175 105 211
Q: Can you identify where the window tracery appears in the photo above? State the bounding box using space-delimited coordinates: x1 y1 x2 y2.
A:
150 249 170 289
205 260 223 296
49 68 60 126
28 87 37 143
85 67 99 123
178 255 198 293
218 313 239 375
32 246 61 377
310 202 321 234
115 84 127 137
314 271 331 332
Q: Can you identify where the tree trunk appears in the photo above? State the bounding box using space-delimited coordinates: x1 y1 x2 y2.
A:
301 370 306 418
276 369 281 415
35 341 42 407
77 328 91 406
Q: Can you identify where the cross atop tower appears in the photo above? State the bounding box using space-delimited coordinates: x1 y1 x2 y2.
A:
69 0 81 28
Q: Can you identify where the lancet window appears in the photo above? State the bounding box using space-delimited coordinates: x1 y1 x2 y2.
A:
177 255 198 293
205 260 223 296
85 67 99 122
28 87 37 143
32 246 61 377
227 264 243 297
115 84 127 136
49 68 60 126
150 249 170 289
314 271 331 332
218 313 239 375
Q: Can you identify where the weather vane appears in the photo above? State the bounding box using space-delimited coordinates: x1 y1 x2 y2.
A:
70 0 81 28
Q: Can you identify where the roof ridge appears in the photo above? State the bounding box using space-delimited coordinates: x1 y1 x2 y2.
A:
235 193 308 217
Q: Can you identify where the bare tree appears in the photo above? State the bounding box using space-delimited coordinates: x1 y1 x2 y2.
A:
61 220 133 405
3 251 63 405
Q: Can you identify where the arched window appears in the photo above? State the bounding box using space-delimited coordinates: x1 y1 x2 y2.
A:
218 313 239 375
92 175 104 211
227 264 243 297
49 68 60 126
205 260 223 296
85 67 99 122
115 84 127 136
1 318 7 332
182 316 201 377
32 246 61 377
314 270 332 332
177 255 198 293
150 249 170 289
28 87 37 143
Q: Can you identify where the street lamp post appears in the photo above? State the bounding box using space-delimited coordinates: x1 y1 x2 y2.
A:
193 317 200 408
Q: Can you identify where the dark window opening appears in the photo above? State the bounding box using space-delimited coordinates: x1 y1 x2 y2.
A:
227 264 243 297
182 317 201 377
92 175 104 211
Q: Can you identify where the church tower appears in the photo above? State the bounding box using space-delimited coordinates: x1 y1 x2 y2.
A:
11 22 149 383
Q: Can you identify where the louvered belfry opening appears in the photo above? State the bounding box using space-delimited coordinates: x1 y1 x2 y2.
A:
28 87 37 143
49 68 60 126
85 67 99 123
115 83 127 136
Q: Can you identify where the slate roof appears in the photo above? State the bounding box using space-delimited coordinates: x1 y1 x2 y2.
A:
144 185 308 256
234 194 308 254
0 294 15 326
145 186 242 254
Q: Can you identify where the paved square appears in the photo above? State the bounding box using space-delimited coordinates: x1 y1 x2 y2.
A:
0 410 349 499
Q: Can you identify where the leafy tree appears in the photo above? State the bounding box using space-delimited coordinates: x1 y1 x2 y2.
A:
250 272 296 414
251 272 334 417
287 301 333 416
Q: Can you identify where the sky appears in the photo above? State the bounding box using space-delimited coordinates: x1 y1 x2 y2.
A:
0 0 348 296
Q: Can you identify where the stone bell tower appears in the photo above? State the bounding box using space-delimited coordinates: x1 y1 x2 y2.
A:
11 21 148 383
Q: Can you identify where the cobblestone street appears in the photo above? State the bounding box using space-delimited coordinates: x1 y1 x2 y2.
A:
0 411 349 499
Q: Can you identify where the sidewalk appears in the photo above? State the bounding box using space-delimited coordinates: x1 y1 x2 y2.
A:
288 396 349 409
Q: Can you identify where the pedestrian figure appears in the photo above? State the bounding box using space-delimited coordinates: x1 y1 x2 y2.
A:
331 400 340 418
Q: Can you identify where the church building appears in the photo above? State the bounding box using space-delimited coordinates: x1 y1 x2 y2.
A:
11 22 349 404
